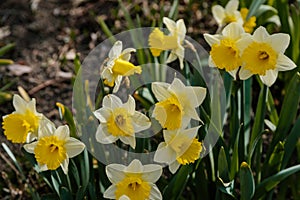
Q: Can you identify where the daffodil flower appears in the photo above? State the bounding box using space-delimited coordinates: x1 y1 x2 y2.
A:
103 159 162 200
102 41 141 93
152 78 206 130
94 94 151 149
23 119 85 174
237 26 297 86
148 17 186 69
212 0 243 28
2 94 43 143
154 126 202 174
204 22 247 79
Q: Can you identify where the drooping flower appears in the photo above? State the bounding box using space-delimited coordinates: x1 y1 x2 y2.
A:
23 119 85 174
2 94 43 143
94 94 151 149
149 17 186 69
103 159 162 200
240 8 256 33
204 22 247 79
154 126 202 174
102 41 141 93
237 26 297 86
152 78 206 130
212 0 243 28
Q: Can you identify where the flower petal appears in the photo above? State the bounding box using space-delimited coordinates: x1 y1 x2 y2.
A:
235 33 252 54
239 67 253 80
276 53 297 71
132 111 151 132
151 82 171 101
176 19 186 41
169 161 181 174
253 26 270 42
113 75 123 93
120 48 136 61
12 94 27 114
125 159 143 173
149 183 163 200
267 33 290 53
188 86 207 107
221 22 244 39
212 5 225 25
120 135 136 149
55 125 69 140
93 107 111 123
123 95 135 115
23 141 37 154
166 52 178 64
95 124 117 144
163 130 177 144
38 118 56 138
225 0 239 12
154 142 176 164
106 164 126 184
103 94 123 109
259 70 278 87
109 41 122 58
103 185 117 199
142 164 162 182
227 68 239 80
65 137 85 158
60 158 69 174
203 33 221 47
163 17 176 34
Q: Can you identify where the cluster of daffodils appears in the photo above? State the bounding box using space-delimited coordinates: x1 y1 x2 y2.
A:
2 95 85 174
204 22 297 87
212 0 256 33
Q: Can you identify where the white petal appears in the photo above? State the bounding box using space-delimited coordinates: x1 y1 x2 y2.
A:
142 164 162 183
267 33 290 53
185 107 200 121
123 95 135 115
212 5 225 25
27 98 39 115
163 130 177 144
132 112 151 132
203 33 221 46
38 164 48 172
163 17 176 34
106 164 126 184
154 142 176 164
188 86 207 107
175 45 185 69
38 118 56 138
235 33 252 54
55 125 69 140
166 52 178 64
120 48 136 61
93 108 111 123
101 67 113 82
23 142 37 154
13 94 27 113
222 22 244 39
120 136 136 149
260 70 278 87
95 124 117 144
176 19 186 41
109 41 122 58
276 54 297 71
181 115 191 129
112 76 122 93
103 94 123 109
225 0 239 12
169 161 181 174
65 138 85 158
181 126 200 140
149 184 163 200
103 185 117 199
208 56 217 68
119 195 130 200
227 68 239 80
151 82 171 101
60 158 69 174
253 26 270 42
125 159 143 173
169 78 185 96
239 68 253 80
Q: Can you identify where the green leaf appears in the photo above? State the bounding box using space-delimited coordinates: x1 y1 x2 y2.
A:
59 187 72 199
0 43 15 56
254 164 300 198
247 0 267 20
230 125 241 180
281 117 300 169
263 141 284 177
218 147 230 183
266 88 279 125
96 16 116 44
0 59 13 65
240 162 255 200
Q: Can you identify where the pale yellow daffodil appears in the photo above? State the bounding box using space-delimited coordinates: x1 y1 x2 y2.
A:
102 41 141 93
154 126 202 174
23 119 85 174
152 78 206 130
2 94 43 143
104 159 162 200
94 94 151 149
237 26 297 86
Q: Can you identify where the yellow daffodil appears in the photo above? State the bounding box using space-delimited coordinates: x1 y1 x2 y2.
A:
240 8 256 33
204 22 247 79
237 26 297 86
152 78 206 130
2 94 43 143
23 119 85 174
103 159 162 200
154 126 202 174
212 0 243 28
94 94 151 149
102 41 141 93
149 17 186 69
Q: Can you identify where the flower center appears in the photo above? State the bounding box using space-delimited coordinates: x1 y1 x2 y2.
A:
2 110 40 143
153 95 183 130
241 42 277 75
211 39 242 71
116 176 151 200
34 135 66 170
107 108 134 136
